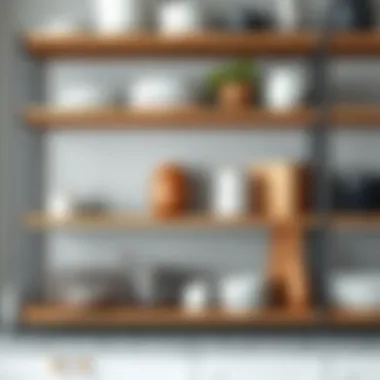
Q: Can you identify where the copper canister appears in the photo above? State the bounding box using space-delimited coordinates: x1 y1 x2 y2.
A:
151 163 189 218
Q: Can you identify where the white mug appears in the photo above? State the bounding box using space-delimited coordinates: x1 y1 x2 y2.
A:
181 280 210 312
219 274 263 312
264 64 308 110
213 168 248 217
48 192 74 219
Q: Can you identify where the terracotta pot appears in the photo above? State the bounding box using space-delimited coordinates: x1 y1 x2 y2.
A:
218 82 253 108
151 163 189 218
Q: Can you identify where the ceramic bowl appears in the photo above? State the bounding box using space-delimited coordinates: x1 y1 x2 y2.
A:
52 84 113 109
329 272 380 309
218 273 264 313
127 77 196 108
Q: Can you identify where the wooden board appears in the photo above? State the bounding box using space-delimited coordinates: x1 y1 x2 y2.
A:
24 32 318 58
25 107 314 129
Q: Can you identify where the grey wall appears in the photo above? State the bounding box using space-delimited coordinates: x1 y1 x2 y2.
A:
5 0 380 325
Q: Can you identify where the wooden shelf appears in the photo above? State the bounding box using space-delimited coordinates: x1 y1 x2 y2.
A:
25 107 314 129
26 106 380 129
24 32 380 59
332 105 380 127
332 213 380 228
24 32 318 58
331 33 380 56
25 212 312 231
21 305 316 328
328 309 380 326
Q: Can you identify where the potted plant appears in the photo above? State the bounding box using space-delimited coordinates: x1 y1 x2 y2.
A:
207 60 259 108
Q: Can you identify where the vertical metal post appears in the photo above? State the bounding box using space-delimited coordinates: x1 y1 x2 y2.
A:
308 1 338 310
2 37 45 332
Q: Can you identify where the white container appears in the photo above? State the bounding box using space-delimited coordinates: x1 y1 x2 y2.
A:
93 0 144 33
264 64 309 110
219 274 263 313
128 77 195 108
272 0 299 30
158 0 204 35
47 192 74 219
52 84 112 109
181 280 210 312
213 168 248 217
330 272 380 310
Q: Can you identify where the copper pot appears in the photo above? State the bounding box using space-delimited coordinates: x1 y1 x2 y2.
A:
218 82 253 108
151 163 189 218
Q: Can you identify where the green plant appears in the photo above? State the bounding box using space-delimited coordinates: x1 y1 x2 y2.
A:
207 60 259 94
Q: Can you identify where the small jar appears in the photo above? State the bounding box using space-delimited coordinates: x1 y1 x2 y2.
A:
151 163 189 218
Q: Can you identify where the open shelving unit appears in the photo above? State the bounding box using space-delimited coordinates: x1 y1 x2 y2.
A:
17 21 380 330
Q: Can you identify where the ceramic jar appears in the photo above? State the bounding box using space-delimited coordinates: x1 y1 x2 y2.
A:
219 274 264 312
93 0 145 33
158 0 204 35
151 163 189 218
213 168 248 217
264 64 309 110
272 0 299 30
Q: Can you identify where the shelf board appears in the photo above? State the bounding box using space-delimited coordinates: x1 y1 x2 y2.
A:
21 305 316 328
24 32 318 58
25 212 310 231
26 106 380 129
332 213 380 228
332 105 380 127
331 33 380 56
24 32 380 58
25 107 314 129
328 309 380 326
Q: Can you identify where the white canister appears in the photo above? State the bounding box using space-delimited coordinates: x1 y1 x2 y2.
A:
181 280 210 312
158 0 204 35
213 168 248 217
219 274 263 313
93 0 144 33
272 0 299 30
47 192 74 219
264 64 309 110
